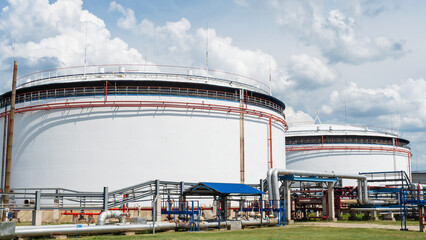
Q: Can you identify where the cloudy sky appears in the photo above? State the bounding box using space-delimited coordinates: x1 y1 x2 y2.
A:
0 0 425 169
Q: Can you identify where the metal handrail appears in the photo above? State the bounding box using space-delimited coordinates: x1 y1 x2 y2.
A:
286 125 401 138
0 180 199 211
16 64 271 94
0 85 284 114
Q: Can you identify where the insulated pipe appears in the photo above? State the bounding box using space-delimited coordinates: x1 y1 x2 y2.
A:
97 210 124 226
357 180 364 205
241 219 278 227
12 219 279 238
267 169 274 202
198 221 227 229
15 222 177 238
13 219 278 238
350 208 401 212
360 181 395 205
268 169 368 202
267 168 394 206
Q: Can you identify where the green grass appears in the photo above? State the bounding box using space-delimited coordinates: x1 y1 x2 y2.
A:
335 219 418 226
77 226 425 240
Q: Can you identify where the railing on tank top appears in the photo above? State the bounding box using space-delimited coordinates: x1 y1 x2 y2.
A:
16 64 271 95
0 85 285 114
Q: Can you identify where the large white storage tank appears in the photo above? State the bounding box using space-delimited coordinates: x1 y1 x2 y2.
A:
286 124 412 186
0 64 287 191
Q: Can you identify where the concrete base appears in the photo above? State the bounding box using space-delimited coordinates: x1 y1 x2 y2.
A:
227 221 242 230
32 210 42 226
53 235 68 239
382 212 396 221
121 232 136 236
53 209 60 222
152 196 162 222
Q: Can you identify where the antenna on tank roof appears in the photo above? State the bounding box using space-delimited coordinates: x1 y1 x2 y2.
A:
144 47 147 71
268 49 272 95
396 111 399 137
205 22 209 81
83 20 88 78
314 105 321 124
313 114 322 124
344 99 347 124
344 79 348 125
12 41 15 58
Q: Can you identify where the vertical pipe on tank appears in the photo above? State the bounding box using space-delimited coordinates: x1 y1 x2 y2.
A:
4 60 17 207
269 118 273 169
1 105 8 189
392 138 397 172
239 89 245 184
105 80 108 102
408 153 411 180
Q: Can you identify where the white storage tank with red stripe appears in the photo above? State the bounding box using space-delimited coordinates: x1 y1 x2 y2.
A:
286 124 412 186
0 64 287 191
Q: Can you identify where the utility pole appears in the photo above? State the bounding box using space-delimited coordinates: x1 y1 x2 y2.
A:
4 60 17 208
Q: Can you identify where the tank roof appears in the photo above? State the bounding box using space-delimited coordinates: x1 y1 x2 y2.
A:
286 123 409 142
15 64 271 95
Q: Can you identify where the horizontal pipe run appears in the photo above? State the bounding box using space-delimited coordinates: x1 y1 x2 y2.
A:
267 169 368 203
350 208 402 212
268 168 399 207
12 219 277 238
14 222 177 238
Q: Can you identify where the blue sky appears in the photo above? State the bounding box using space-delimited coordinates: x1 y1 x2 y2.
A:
1 0 426 170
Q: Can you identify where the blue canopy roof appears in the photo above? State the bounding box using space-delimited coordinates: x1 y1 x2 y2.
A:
184 182 264 196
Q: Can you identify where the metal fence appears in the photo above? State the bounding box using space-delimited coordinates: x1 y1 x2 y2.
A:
0 180 196 211
17 64 271 95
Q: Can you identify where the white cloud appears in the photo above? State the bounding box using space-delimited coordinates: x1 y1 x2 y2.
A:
110 2 281 89
268 1 404 64
321 79 426 130
285 106 314 125
287 54 337 89
0 0 143 72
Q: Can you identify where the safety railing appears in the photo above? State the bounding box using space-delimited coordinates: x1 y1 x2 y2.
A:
17 64 271 94
361 171 412 188
399 186 426 231
0 85 284 114
287 126 400 139
0 190 105 211
0 180 197 211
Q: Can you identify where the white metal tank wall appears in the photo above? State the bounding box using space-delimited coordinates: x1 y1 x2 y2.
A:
286 145 410 186
0 94 285 191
